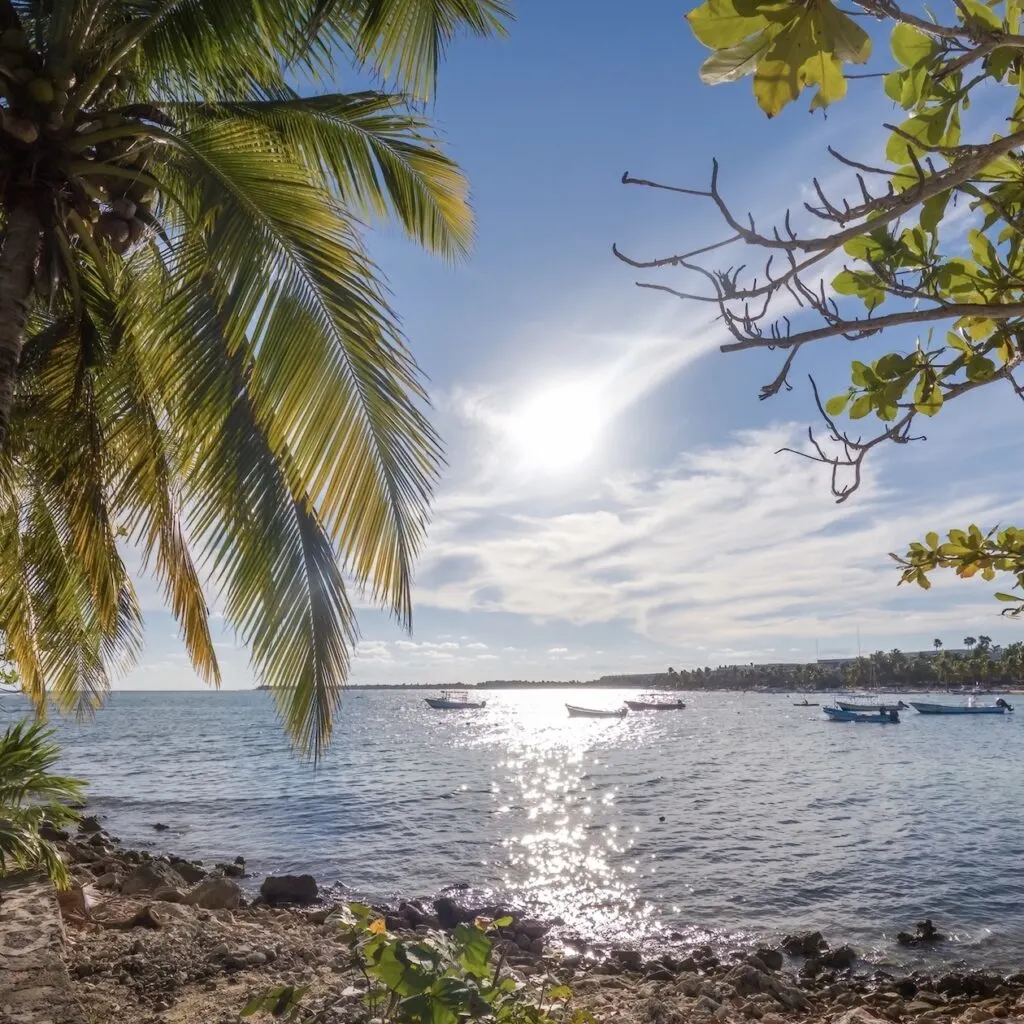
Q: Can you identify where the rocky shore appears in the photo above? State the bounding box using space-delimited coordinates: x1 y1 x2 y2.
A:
39 822 1024 1024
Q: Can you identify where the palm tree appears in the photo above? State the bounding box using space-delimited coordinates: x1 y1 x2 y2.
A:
0 720 83 887
964 636 978 649
933 638 942 651
0 1 509 757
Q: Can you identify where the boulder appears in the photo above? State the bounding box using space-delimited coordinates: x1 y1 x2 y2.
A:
610 948 643 971
898 919 946 947
185 876 242 910
753 947 784 972
152 886 187 903
820 944 858 970
781 930 827 957
518 919 550 939
217 861 245 878
433 895 470 929
121 861 187 896
39 821 70 842
832 1010 889 1024
726 964 767 997
260 873 318 906
152 822 170 831
78 815 102 833
168 856 207 885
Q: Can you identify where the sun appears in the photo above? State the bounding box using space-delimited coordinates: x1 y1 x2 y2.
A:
506 382 604 472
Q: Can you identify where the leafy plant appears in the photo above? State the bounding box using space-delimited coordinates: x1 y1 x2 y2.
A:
0 720 83 888
242 903 595 1024
0 0 509 758
617 0 1024 616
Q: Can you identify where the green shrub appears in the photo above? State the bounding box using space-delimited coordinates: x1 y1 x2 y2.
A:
0 720 84 888
242 903 596 1024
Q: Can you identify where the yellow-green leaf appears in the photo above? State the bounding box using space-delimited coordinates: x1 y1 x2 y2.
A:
699 30 775 83
890 23 935 68
687 0 769 49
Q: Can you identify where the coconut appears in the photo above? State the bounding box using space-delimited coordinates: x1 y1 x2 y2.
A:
1 29 28 51
1 111 37 144
126 218 147 246
111 197 137 220
28 77 54 104
97 214 131 250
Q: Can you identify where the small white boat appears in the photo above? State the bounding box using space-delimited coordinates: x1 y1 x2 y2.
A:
566 704 627 718
835 698 908 713
910 699 1013 716
425 690 486 711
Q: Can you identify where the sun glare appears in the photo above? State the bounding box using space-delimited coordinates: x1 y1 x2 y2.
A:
506 382 604 472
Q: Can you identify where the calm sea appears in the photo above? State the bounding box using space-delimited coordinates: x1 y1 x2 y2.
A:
13 688 1024 970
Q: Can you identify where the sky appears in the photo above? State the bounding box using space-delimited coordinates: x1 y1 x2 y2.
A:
123 0 1024 689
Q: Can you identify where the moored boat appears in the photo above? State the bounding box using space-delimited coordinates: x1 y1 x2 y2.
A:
793 700 820 707
624 698 686 711
566 704 628 718
835 699 908 713
824 706 900 723
425 689 487 711
910 699 1012 715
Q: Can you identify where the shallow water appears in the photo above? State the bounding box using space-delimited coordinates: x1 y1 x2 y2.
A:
21 688 1024 969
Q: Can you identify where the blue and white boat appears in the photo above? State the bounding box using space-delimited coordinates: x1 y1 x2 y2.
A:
425 690 487 710
824 706 900 723
910 699 1012 716
835 698 908 713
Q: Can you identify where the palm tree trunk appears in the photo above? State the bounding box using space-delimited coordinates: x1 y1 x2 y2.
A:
0 199 41 447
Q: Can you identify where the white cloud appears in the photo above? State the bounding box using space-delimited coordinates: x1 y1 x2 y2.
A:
414 422 1024 650
464 642 488 650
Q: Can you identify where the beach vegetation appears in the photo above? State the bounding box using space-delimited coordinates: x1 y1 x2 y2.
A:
0 720 83 887
619 0 1024 616
243 903 591 1024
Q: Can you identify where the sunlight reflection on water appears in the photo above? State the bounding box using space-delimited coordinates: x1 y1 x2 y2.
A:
40 686 1024 967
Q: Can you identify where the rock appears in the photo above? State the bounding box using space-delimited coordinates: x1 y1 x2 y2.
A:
87 832 108 848
781 930 827 957
518 919 549 939
185 876 242 910
610 948 643 971
217 861 245 878
906 1001 942 1015
399 901 429 927
39 821 70 842
152 886 187 903
78 815 102 833
726 964 767 997
820 944 858 969
152 822 170 831
94 871 121 889
898 919 947 947
121 861 186 896
895 979 918 1000
753 947 784 972
434 896 470 929
529 937 545 956
168 857 207 885
260 873 319 906
832 1010 890 1024
206 943 230 963
245 951 269 967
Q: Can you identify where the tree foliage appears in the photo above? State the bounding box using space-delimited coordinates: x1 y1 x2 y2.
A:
617 0 1024 616
0 0 509 757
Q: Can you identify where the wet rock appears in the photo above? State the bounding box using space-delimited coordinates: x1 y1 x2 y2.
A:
152 822 170 831
753 947 784 972
820 944 858 970
399 901 429 927
121 861 187 896
518 919 549 939
434 896 469 929
260 873 319 906
40 820 70 842
726 964 767 997
898 919 946 947
610 948 643 971
217 861 245 878
185 876 242 910
781 930 828 957
78 815 103 833
895 979 918 1000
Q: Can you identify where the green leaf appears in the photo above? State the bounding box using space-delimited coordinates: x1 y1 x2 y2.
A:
492 916 513 928
966 354 996 381
920 190 950 234
925 531 939 548
995 592 1021 601
890 23 936 68
825 392 851 416
687 0 769 48
958 0 1004 30
699 32 774 83
548 986 574 1001
849 394 873 419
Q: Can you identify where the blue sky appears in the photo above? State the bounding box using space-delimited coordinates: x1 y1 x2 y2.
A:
124 1 1024 689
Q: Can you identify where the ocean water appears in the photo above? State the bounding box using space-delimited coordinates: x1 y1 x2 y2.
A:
13 688 1024 970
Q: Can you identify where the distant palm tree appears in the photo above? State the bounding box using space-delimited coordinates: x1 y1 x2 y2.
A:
964 636 978 650
933 638 943 650
0 0 509 757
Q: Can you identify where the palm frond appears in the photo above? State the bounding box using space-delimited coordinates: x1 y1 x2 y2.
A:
157 119 442 625
187 92 473 260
